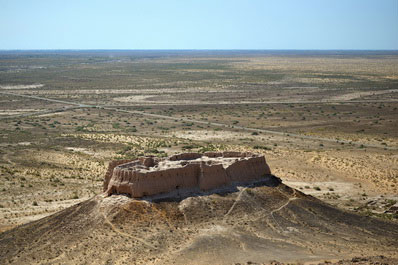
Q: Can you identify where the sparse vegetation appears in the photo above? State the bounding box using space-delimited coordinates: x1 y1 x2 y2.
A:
0 50 397 232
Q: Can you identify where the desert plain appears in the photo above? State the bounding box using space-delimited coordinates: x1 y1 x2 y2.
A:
0 50 397 264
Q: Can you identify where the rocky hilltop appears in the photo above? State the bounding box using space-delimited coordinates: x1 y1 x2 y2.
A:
104 152 272 198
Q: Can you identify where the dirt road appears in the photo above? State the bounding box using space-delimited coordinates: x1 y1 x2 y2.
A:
1 91 396 150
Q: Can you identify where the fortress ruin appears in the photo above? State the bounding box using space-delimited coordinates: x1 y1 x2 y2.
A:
104 152 272 198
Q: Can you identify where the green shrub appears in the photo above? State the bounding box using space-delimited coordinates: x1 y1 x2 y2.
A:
253 145 271 150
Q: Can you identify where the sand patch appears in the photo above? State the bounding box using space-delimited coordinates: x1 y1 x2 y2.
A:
0 109 39 115
330 89 397 101
0 84 44 90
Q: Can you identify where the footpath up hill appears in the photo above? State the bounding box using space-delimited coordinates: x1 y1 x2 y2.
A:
0 153 397 265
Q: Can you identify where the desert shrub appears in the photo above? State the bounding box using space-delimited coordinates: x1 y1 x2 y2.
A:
253 145 271 150
72 192 79 199
182 145 197 150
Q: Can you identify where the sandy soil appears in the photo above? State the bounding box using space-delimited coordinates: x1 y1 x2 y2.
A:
0 51 397 263
1 183 397 264
0 84 44 90
329 89 397 101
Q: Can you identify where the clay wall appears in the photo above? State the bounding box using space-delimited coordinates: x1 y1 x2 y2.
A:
222 151 244 158
198 163 229 190
204 152 223 158
169 153 202 161
103 159 134 192
106 164 200 197
104 152 272 198
138 157 156 167
133 164 199 197
225 156 270 182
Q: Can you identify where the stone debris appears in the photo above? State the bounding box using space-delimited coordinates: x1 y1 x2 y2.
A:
104 152 272 198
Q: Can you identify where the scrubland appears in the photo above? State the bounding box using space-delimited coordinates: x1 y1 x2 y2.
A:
0 50 397 232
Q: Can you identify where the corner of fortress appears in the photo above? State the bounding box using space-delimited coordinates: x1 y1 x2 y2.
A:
103 151 272 198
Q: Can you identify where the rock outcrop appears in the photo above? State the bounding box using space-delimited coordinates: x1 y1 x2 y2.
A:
104 152 271 198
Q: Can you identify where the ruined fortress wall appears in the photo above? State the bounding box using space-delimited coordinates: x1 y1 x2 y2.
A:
103 159 134 192
106 164 200 197
222 151 245 158
134 164 199 197
225 156 270 182
104 152 272 198
198 163 229 190
169 153 202 161
203 152 223 158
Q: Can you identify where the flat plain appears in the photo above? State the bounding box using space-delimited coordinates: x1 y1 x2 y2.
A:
0 50 397 263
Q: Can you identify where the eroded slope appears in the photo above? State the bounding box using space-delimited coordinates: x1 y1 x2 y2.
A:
1 179 397 265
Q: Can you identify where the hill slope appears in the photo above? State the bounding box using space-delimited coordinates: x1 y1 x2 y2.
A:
1 179 397 264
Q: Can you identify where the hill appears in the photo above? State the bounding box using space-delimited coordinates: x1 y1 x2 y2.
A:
1 177 397 264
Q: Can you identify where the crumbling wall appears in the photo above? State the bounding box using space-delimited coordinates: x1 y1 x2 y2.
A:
169 153 202 161
222 151 245 158
138 157 156 167
133 164 200 197
225 156 270 182
106 163 200 197
103 159 134 192
199 163 229 190
104 152 272 198
204 152 223 158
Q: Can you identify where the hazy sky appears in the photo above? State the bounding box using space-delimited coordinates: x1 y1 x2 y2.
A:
0 0 397 50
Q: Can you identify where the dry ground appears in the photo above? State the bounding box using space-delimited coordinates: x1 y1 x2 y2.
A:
0 51 397 263
1 183 397 264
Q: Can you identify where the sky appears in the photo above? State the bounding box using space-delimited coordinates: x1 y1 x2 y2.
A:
0 0 397 50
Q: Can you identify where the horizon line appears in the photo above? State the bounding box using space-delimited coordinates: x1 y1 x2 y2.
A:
1 48 398 52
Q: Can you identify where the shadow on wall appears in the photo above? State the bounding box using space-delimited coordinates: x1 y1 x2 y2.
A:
149 174 282 203
104 152 274 200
